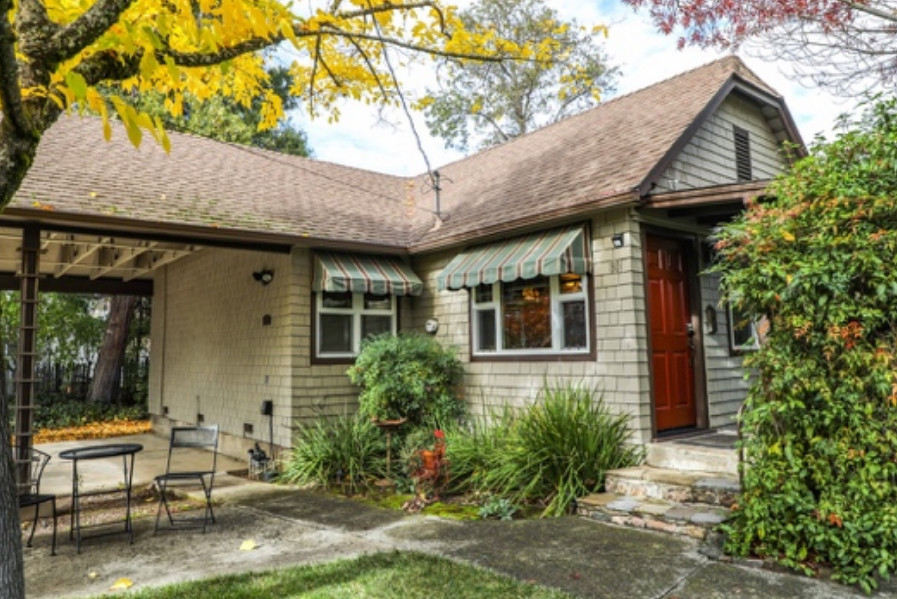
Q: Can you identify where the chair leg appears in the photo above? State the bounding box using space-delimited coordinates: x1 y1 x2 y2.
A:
154 479 166 533
50 498 57 556
27 504 39 548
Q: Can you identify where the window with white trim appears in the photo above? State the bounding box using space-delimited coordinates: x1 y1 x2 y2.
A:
727 302 760 353
472 274 589 356
316 291 396 358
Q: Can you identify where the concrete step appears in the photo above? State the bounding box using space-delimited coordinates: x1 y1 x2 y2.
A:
605 465 739 508
577 492 732 540
646 440 739 475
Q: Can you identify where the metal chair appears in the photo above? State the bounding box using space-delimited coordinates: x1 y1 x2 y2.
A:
154 425 219 533
15 445 57 555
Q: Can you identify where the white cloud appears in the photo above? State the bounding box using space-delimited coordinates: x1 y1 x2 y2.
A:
294 1 852 175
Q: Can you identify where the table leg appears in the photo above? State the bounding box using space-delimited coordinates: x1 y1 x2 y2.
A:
122 452 136 543
71 459 82 554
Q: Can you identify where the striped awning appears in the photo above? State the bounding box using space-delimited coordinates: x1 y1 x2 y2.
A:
437 225 590 291
313 252 423 296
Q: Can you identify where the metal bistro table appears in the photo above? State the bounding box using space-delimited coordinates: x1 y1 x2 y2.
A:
59 443 143 553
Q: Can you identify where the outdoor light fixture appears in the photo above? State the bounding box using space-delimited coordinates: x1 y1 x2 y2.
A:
252 269 274 285
611 233 625 248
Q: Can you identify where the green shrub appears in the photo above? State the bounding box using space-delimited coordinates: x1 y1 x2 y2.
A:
282 414 386 494
347 333 465 426
481 383 642 517
478 495 518 521
441 383 641 517
715 99 897 591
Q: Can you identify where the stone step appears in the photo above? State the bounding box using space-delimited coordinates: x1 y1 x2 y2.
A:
605 465 740 507
577 492 732 540
646 440 740 475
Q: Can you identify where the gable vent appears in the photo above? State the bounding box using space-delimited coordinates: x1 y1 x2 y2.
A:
733 125 752 182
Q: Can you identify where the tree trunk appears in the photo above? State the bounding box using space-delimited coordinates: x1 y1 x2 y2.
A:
88 296 137 404
0 397 25 598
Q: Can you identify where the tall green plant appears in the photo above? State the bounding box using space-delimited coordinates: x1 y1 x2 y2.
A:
347 333 465 426
715 99 897 591
472 383 642 517
282 414 386 494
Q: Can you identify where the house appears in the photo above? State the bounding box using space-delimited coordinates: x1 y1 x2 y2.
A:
0 56 804 459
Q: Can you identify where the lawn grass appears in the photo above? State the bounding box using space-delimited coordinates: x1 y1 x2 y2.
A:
104 550 572 599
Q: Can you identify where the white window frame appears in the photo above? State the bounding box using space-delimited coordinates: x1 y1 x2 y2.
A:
727 302 760 353
316 292 397 359
471 274 590 357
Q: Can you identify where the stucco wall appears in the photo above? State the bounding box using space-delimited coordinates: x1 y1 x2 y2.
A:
412 208 654 443
654 94 787 193
148 247 293 459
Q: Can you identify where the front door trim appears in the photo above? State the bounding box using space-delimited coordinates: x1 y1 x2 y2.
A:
642 228 708 438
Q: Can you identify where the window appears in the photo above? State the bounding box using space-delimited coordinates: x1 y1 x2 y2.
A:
733 125 752 182
316 291 396 358
728 302 760 353
472 274 589 356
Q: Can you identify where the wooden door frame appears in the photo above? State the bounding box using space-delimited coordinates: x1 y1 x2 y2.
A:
641 227 709 438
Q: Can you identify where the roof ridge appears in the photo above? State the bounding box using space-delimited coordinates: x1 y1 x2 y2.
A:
419 54 757 176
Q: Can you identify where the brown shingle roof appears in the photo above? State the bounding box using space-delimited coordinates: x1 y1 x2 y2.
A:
10 117 421 250
406 55 786 250
7 56 790 252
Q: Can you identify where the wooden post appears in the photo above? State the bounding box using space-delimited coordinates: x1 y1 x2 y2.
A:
14 226 40 489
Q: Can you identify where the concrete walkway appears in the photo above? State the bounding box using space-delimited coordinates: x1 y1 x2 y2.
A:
23 434 897 599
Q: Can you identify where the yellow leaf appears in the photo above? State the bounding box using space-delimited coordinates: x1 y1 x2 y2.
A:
88 571 99 580
109 578 133 590
240 539 258 551
782 231 795 242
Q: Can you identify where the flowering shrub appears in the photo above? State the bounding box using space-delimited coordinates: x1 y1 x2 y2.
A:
715 99 897 592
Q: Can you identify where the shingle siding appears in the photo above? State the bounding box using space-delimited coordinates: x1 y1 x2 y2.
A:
654 94 787 193
148 247 294 457
411 208 654 443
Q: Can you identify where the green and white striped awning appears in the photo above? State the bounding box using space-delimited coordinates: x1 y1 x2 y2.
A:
437 225 590 291
313 252 423 296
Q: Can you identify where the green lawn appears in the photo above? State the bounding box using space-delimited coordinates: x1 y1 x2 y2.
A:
105 551 572 599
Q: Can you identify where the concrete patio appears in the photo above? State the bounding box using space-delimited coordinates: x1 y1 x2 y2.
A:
36 432 251 498
20 434 897 599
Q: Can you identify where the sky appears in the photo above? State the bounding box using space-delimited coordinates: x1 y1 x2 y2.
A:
291 1 852 177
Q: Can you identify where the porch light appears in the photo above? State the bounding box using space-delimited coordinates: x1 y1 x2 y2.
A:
611 233 625 248
253 269 274 285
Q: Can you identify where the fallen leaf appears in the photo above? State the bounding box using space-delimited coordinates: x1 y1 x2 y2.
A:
109 578 133 590
240 539 258 551
88 571 99 580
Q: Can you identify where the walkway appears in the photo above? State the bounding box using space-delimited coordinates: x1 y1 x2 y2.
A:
23 434 897 599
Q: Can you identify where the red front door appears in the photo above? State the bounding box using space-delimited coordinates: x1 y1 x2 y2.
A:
647 235 697 432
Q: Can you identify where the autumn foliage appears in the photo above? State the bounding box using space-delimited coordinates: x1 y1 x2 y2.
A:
713 100 897 591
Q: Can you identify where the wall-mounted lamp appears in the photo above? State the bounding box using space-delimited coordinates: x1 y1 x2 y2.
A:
252 269 274 285
611 233 626 248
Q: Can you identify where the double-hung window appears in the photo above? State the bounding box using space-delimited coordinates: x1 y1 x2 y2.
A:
313 252 422 360
472 274 589 356
316 291 396 358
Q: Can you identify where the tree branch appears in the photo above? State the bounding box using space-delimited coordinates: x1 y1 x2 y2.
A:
47 0 138 64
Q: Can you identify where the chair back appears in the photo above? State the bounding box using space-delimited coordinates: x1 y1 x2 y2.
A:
13 445 51 497
164 425 219 475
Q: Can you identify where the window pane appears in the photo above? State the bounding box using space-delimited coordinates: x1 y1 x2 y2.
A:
364 293 391 311
320 314 352 353
476 309 496 351
502 278 551 349
474 285 493 304
362 315 392 340
322 291 352 309
562 301 587 349
731 305 756 348
559 274 583 295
